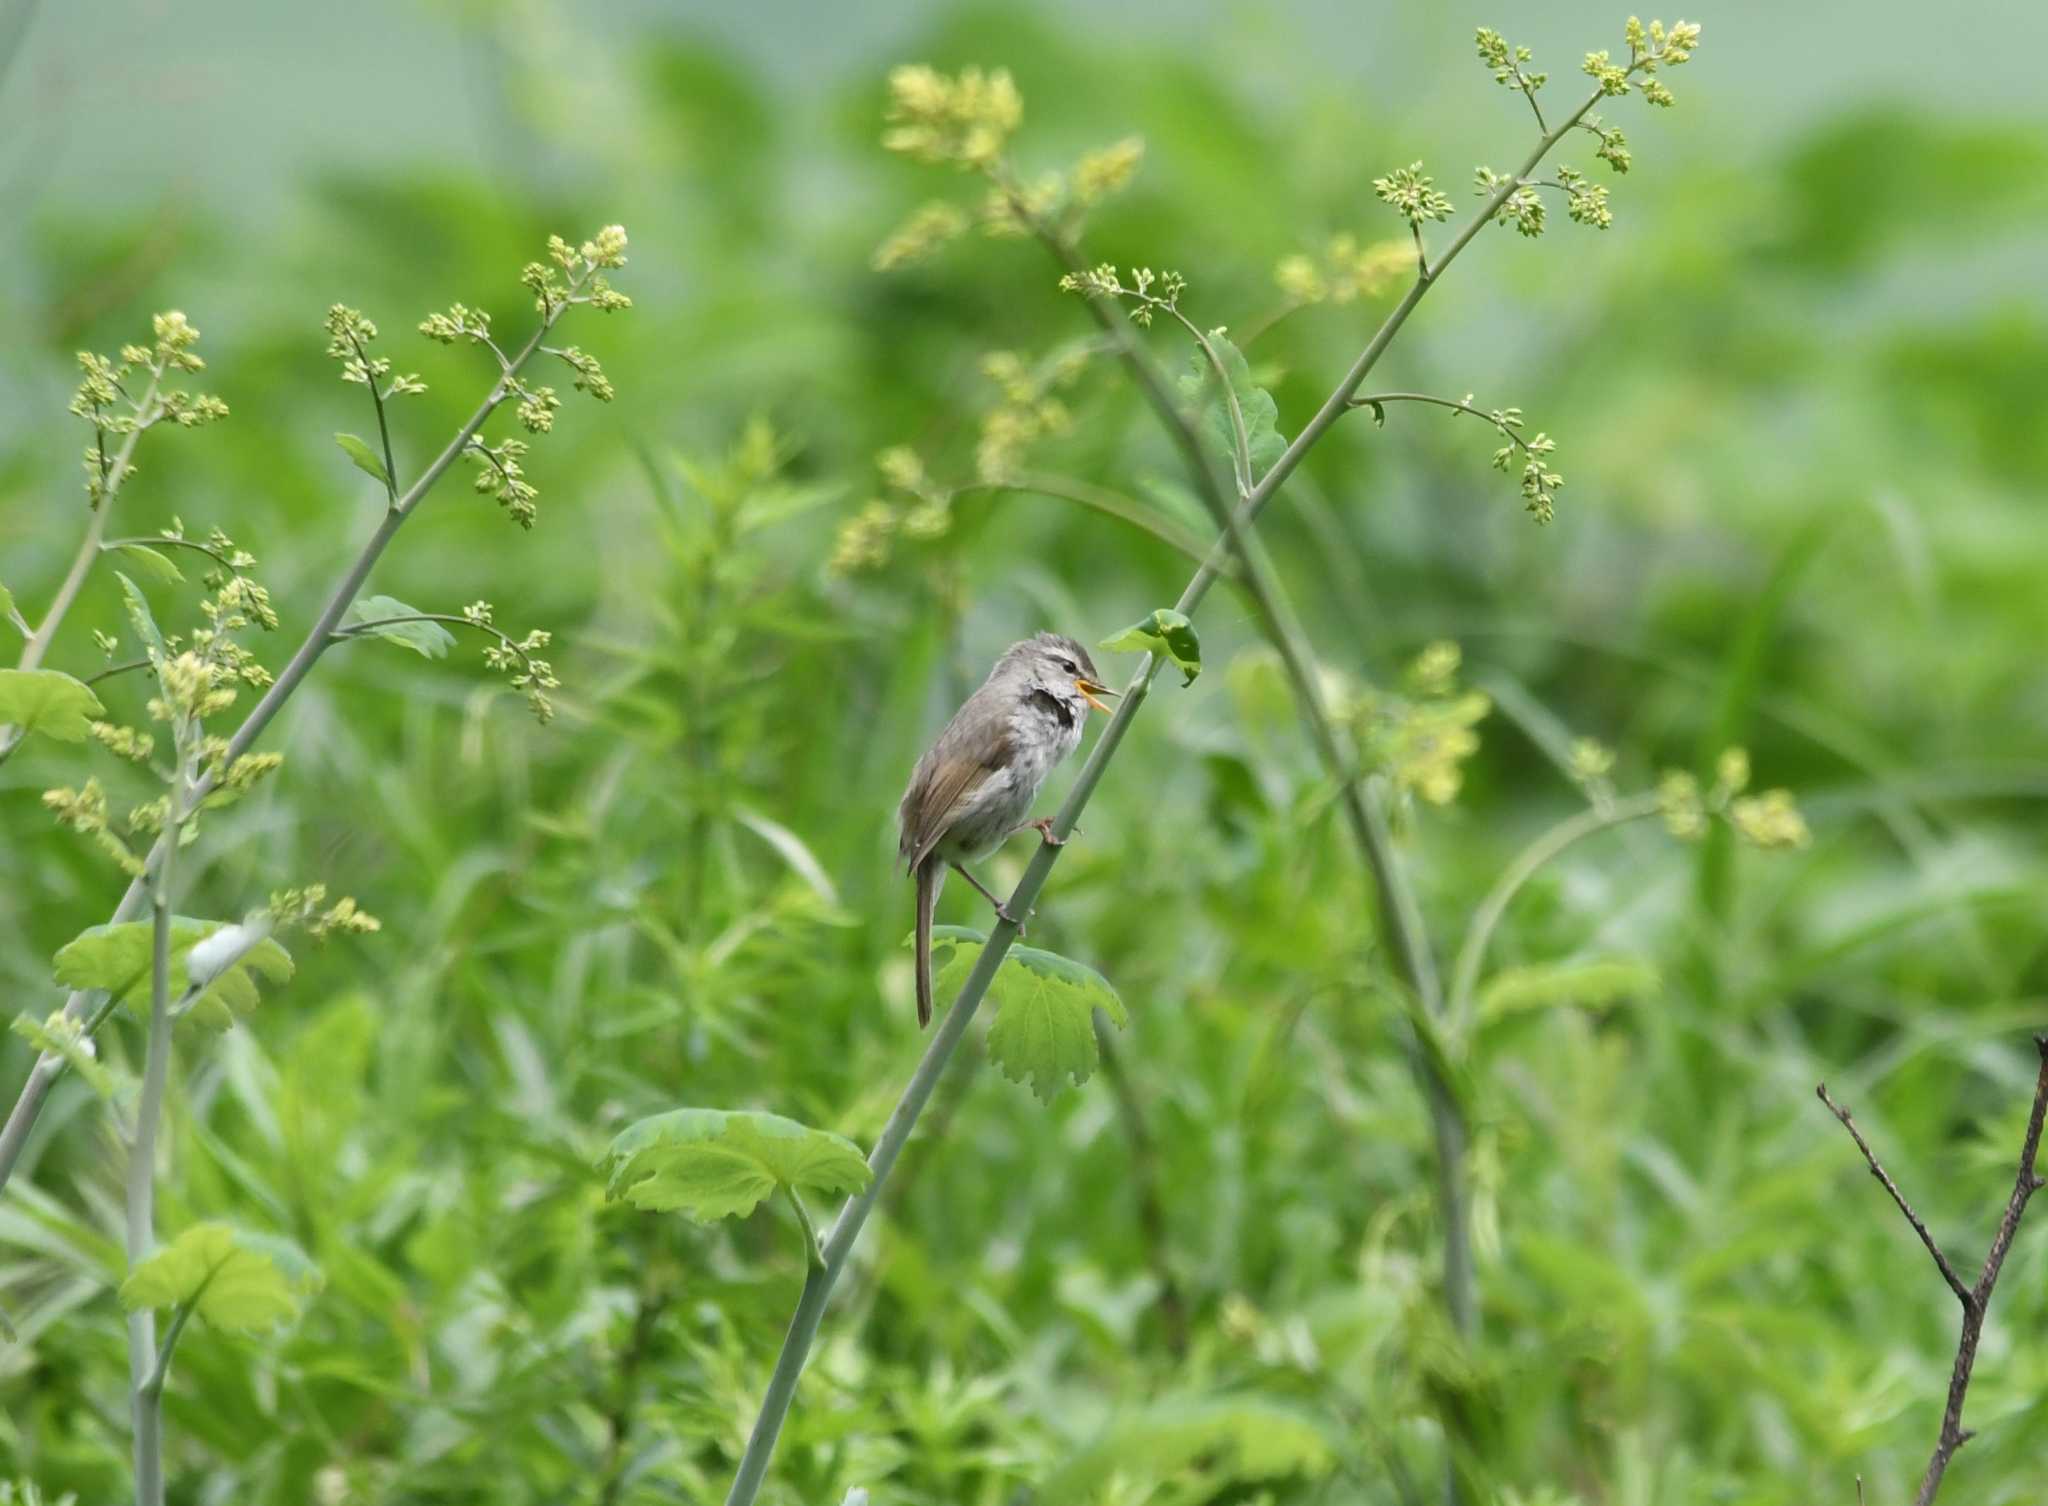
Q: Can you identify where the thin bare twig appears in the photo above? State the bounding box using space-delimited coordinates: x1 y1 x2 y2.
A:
1815 1083 1972 1307
1817 1035 2048 1505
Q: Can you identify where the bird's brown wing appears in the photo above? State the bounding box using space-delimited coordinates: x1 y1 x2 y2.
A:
899 731 1012 873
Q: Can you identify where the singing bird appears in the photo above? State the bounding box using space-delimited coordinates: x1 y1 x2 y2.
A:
897 633 1116 1027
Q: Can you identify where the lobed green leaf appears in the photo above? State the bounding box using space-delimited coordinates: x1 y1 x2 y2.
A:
120 1222 321 1332
928 929 1129 1103
52 917 295 1030
601 1108 871 1221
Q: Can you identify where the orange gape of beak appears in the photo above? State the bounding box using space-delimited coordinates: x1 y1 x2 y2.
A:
1076 678 1118 713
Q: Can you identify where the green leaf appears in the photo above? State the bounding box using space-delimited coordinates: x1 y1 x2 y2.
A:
1478 956 1659 1024
113 543 184 586
928 931 1129 1102
334 432 390 485
1100 608 1202 686
0 669 103 741
343 596 454 659
1176 332 1287 478
601 1108 871 1221
11 1011 114 1099
0 583 20 629
119 1222 321 1332
52 917 294 1031
115 571 166 664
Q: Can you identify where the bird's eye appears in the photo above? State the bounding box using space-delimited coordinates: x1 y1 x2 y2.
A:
1058 658 1077 674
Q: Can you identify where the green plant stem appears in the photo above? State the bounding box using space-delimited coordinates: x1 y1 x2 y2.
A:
126 749 184 1506
1024 177 1483 1358
0 290 582 1201
1446 791 1663 1030
784 1186 824 1270
954 472 1231 574
139 1294 200 1402
722 76 1629 1506
328 611 548 678
1347 391 1549 464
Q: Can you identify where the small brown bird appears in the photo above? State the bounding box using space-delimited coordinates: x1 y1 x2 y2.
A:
897 633 1116 1027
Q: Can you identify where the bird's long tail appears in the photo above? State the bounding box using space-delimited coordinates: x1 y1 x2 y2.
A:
914 857 943 1029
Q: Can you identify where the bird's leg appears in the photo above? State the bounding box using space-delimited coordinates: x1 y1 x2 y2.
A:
1009 816 1073 848
950 861 1032 933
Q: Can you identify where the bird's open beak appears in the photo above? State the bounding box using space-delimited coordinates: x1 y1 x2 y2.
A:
1076 677 1118 714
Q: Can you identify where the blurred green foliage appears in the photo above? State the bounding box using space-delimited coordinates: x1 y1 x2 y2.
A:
3 4 2047 1504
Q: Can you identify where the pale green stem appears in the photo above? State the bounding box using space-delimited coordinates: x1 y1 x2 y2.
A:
719 74 1642 1506
126 735 186 1506
139 1289 202 1402
952 474 1230 574
784 1186 824 1270
0 273 591 1199
1445 791 1662 1033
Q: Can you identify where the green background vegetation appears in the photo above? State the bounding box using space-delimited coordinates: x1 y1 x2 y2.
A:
4 3 2047 1502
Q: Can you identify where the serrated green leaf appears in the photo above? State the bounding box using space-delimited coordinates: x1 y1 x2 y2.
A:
1478 956 1659 1024
601 1108 871 1221
0 669 103 742
52 917 294 1031
119 1222 321 1332
113 543 184 586
115 571 166 664
928 931 1128 1102
1100 608 1202 686
334 432 390 485
343 595 455 660
1176 332 1287 478
11 1011 114 1099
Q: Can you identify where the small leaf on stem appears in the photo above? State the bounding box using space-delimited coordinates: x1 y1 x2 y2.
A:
342 596 455 660
1100 608 1202 686
601 1108 872 1222
333 432 390 485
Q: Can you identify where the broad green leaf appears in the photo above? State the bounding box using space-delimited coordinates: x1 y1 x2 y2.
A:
10 1011 114 1099
343 595 454 659
1176 333 1287 478
928 930 1129 1102
115 571 166 663
53 917 294 1031
1100 608 1202 686
1040 1396 1332 1502
334 431 390 485
601 1108 871 1221
113 543 184 586
0 670 102 742
119 1222 321 1332
1478 956 1659 1024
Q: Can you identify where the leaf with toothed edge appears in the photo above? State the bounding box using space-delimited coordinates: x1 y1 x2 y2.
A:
120 1222 321 1332
923 927 1129 1103
601 1108 871 1221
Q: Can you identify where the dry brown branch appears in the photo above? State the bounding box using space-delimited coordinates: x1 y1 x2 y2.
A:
1816 1034 2048 1505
